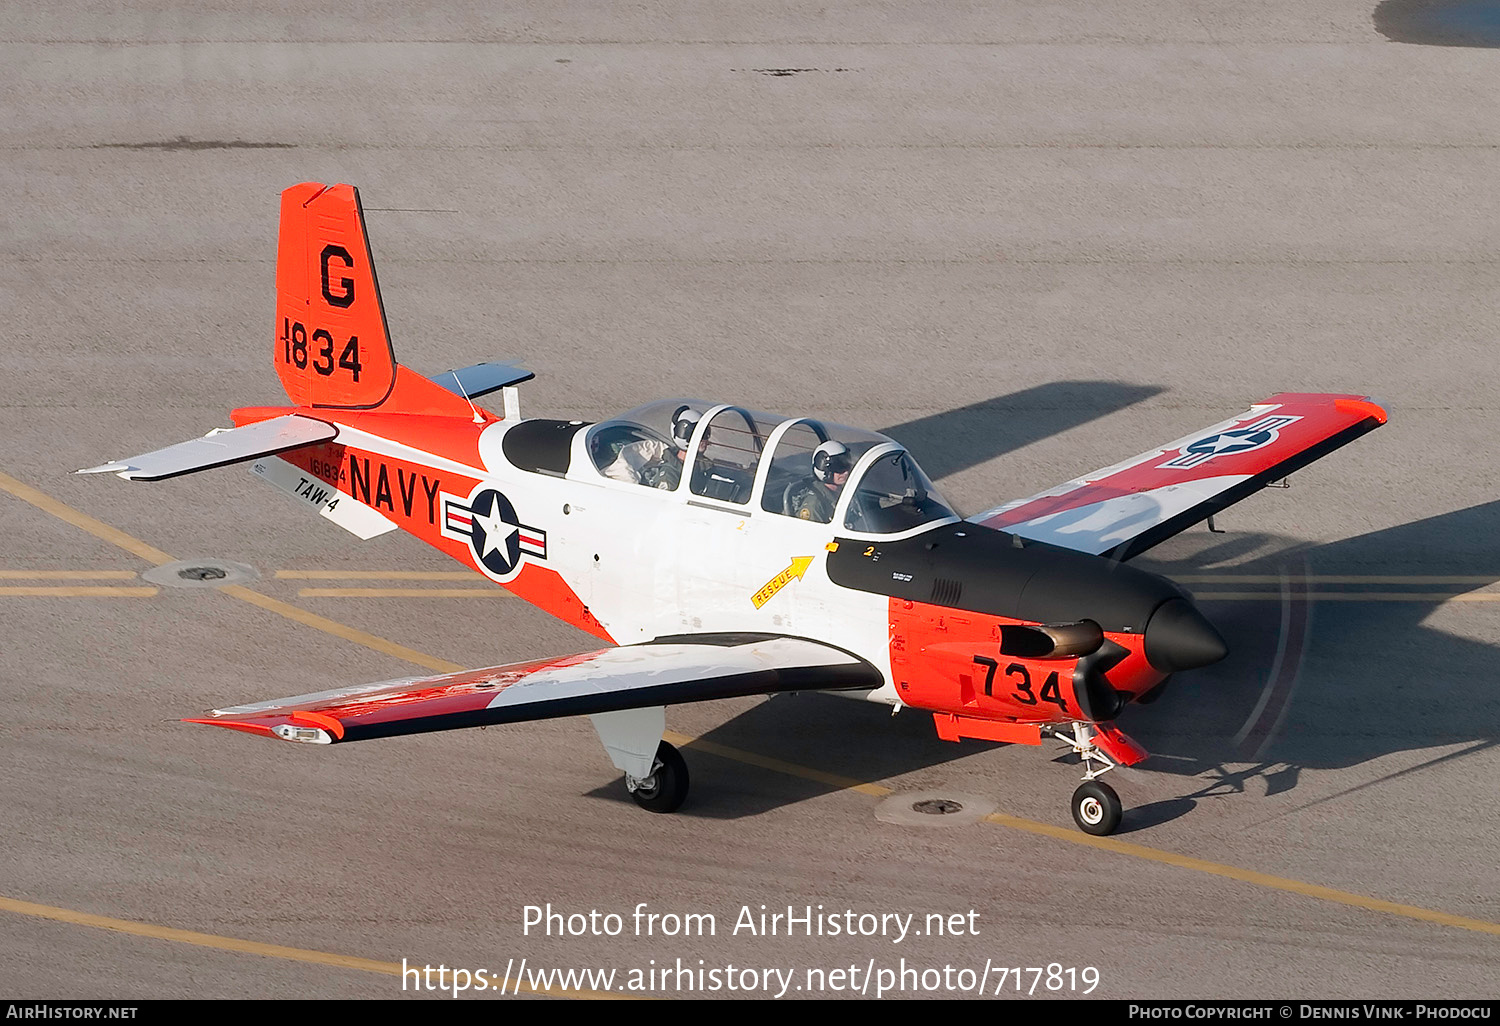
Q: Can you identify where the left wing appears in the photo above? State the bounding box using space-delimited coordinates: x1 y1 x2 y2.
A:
187 635 880 744
970 393 1386 560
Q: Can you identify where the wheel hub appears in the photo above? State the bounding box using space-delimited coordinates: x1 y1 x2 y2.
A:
624 757 665 797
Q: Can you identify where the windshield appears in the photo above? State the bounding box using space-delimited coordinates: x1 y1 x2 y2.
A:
844 450 956 534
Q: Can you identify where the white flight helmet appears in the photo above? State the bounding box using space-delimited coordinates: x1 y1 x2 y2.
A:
812 440 853 482
671 406 702 450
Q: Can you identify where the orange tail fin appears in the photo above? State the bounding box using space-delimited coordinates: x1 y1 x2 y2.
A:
274 183 478 417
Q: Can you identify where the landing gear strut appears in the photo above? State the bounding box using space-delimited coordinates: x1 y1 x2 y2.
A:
624 740 690 813
1049 721 1124 836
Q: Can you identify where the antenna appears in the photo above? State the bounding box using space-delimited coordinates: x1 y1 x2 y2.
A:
452 372 484 424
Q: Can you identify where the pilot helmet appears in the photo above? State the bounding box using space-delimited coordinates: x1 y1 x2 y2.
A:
671 406 702 450
812 440 853 482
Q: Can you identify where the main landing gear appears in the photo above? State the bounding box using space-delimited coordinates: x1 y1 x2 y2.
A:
1048 721 1124 836
591 707 690 813
623 740 690 814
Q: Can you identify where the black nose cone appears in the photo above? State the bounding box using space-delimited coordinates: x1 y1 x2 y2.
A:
1144 598 1228 673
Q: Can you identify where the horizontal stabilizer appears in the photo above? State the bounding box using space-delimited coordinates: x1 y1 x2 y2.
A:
77 414 337 482
431 362 535 400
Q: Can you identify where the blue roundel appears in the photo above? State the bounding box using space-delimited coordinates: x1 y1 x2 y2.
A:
467 488 522 576
1184 426 1273 458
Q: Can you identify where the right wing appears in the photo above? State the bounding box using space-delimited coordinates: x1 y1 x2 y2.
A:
186 634 881 744
970 393 1386 560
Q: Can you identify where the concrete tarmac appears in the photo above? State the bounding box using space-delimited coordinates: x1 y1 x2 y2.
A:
1 1 1497 1000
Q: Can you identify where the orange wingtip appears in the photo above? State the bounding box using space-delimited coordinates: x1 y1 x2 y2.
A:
1334 397 1388 425
183 717 277 738
289 710 346 739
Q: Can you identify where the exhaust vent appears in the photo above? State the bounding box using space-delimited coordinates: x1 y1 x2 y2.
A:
930 577 963 606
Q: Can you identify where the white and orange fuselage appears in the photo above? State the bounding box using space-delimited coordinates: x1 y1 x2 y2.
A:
242 398 1198 769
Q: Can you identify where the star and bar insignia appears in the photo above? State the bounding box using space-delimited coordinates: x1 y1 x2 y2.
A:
1158 414 1302 470
440 486 547 580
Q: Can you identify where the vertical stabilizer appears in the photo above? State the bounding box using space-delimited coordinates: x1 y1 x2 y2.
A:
274 183 400 410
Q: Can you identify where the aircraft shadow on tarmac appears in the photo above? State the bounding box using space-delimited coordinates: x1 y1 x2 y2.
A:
1374 0 1500 45
876 380 1165 482
586 379 1500 823
1120 499 1500 829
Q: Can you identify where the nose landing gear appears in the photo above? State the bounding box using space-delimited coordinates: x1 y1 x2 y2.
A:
1048 721 1125 836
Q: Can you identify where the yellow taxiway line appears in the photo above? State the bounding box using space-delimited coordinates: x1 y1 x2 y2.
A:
2 466 1499 979
0 569 141 579
1174 575 1500 585
0 895 619 999
220 583 464 674
0 585 157 597
1194 592 1500 602
276 570 477 580
665 737 1500 936
296 584 1500 603
299 587 510 598
0 471 174 565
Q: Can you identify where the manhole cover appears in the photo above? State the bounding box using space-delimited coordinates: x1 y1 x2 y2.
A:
142 559 259 589
874 791 995 828
912 799 964 816
178 566 227 581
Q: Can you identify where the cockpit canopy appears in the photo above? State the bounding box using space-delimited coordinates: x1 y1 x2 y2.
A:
585 399 957 535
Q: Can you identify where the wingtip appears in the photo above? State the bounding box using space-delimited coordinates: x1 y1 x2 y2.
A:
1334 397 1389 425
77 462 149 480
183 717 277 738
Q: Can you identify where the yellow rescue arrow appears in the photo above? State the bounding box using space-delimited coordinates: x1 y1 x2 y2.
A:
752 556 815 609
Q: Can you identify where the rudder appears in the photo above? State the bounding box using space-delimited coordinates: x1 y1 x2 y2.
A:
274 183 498 419
274 183 400 410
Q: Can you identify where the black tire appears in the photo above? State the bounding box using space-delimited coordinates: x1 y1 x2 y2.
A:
1071 780 1122 836
629 741 689 813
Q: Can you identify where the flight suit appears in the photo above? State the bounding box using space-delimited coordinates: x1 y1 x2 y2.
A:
785 478 838 523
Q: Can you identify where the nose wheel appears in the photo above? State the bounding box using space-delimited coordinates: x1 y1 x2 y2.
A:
1071 780 1122 835
1048 721 1126 835
624 740 689 813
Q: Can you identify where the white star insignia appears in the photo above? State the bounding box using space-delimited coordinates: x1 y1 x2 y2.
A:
473 495 518 562
1200 434 1249 454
